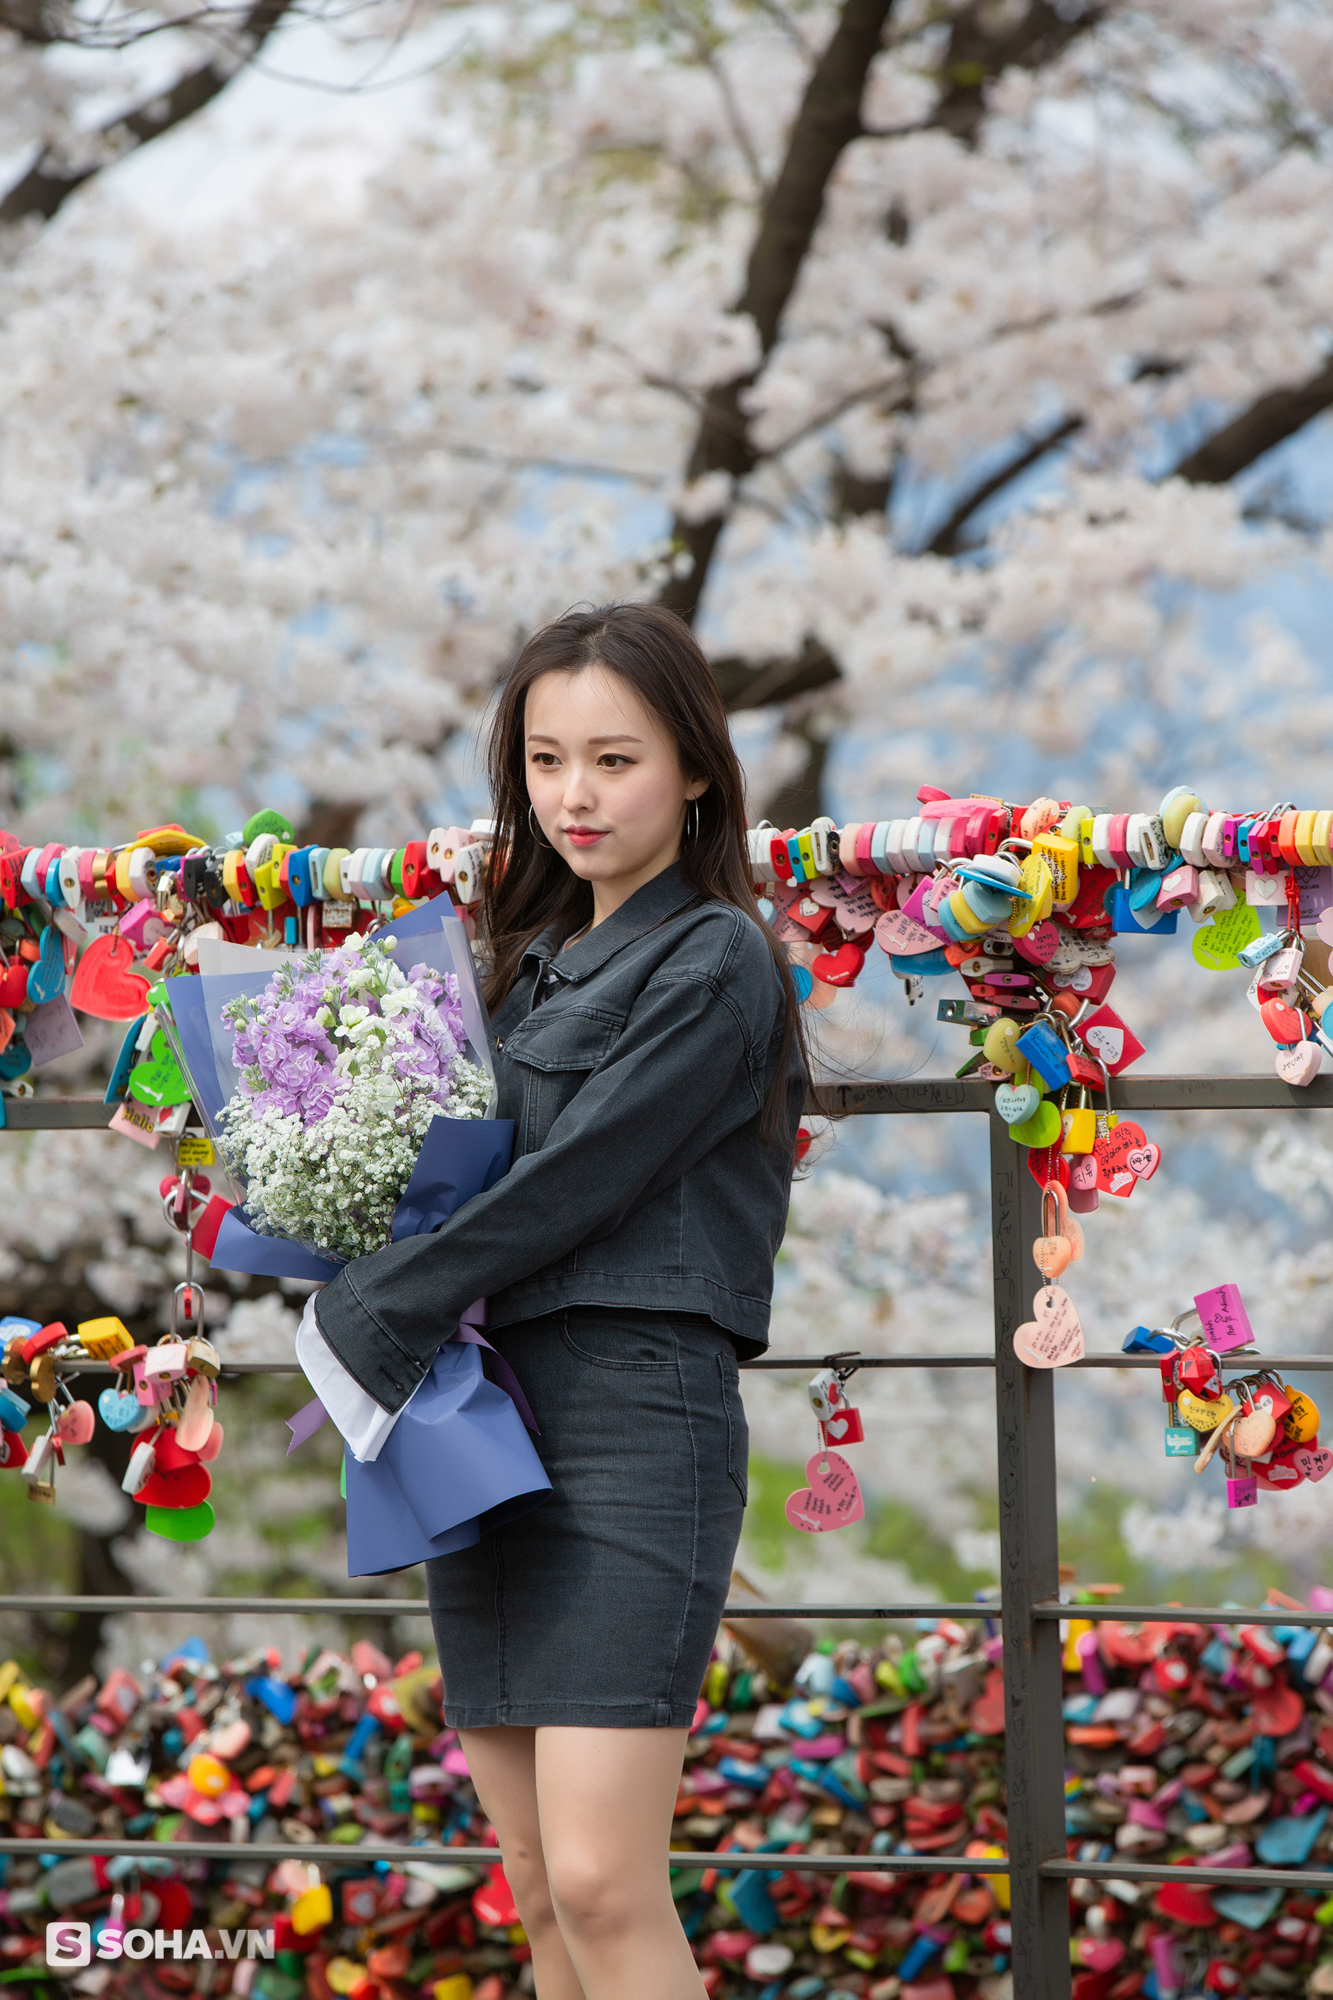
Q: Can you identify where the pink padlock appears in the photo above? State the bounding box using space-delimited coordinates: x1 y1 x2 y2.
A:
1227 1471 1257 1509
1157 864 1198 912
142 1341 188 1381
132 1356 173 1407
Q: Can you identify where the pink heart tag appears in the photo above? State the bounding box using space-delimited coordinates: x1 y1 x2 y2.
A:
1083 1023 1124 1066
784 1449 865 1533
874 909 942 957
1079 1941 1126 1975
1295 1445 1333 1483
55 1400 95 1446
1013 1285 1085 1369
1012 920 1060 965
1125 1141 1160 1181
1276 1042 1322 1086
1318 910 1333 948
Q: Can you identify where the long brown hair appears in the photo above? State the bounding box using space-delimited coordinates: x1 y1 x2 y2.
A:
481 601 807 1141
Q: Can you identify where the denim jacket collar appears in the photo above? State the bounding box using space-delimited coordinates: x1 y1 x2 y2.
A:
526 863 701 986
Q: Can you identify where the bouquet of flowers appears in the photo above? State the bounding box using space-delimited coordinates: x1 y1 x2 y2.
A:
163 900 512 1283
217 932 491 1262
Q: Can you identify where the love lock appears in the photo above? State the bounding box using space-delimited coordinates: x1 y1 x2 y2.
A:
171 1283 205 1336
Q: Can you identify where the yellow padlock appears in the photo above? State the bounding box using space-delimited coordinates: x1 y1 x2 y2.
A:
77 1316 134 1361
947 888 992 937
983 1017 1023 1074
292 1884 334 1935
221 849 248 904
1060 1089 1096 1156
254 843 294 911
1178 1388 1235 1433
1033 830 1079 911
1008 852 1055 937
1282 1386 1321 1444
1161 792 1202 850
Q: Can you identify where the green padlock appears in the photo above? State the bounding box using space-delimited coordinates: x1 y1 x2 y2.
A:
1009 1098 1061 1148
145 1500 215 1542
127 1028 192 1109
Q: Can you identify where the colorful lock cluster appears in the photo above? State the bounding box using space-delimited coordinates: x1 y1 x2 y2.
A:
747 788 1333 1099
10 1595 1333 1997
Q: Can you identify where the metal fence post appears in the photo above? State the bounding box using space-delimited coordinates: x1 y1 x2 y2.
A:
990 1110 1070 1998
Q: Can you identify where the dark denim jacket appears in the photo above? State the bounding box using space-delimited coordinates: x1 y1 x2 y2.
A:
315 863 804 1411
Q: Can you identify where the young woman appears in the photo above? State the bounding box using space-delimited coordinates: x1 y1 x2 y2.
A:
311 602 806 2000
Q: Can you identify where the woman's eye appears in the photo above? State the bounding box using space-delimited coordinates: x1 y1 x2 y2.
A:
598 754 631 768
530 752 559 767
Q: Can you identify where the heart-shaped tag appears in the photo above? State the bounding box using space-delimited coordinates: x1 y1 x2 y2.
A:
137 1461 212 1510
151 1426 200 1474
145 1499 215 1542
824 1415 852 1441
26 926 67 1008
1125 1140 1161 1180
177 1376 215 1454
196 1419 225 1463
995 1081 1040 1125
127 1028 192 1108
1011 920 1060 965
98 1386 143 1432
1192 902 1262 972
1084 1023 1123 1065
784 1449 865 1533
1295 1444 1333 1483
874 909 942 957
1070 1153 1098 1192
1010 1100 1062 1148
1013 1285 1085 1368
70 933 151 1021
1095 1120 1156 1197
1276 1041 1323 1086
983 1018 1024 1073
1178 1389 1235 1433
1032 1234 1073 1281
811 942 865 988
54 1400 95 1446
1079 1941 1126 1975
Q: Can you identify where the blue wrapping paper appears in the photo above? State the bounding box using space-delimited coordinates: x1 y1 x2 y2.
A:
343 1342 551 1575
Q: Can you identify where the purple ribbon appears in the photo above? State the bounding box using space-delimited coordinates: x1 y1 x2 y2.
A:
285 1297 538 1455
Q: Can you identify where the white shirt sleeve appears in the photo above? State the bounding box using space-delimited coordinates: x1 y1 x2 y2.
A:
295 1292 416 1463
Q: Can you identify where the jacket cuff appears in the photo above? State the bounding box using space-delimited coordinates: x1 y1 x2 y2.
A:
313 1270 429 1415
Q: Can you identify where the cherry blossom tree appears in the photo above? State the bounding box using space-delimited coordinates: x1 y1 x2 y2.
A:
4 0 1333 1654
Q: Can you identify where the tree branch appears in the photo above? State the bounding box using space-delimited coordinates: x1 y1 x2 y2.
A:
925 413 1084 555
0 0 291 225
1169 355 1333 484
930 0 1106 149
658 0 898 625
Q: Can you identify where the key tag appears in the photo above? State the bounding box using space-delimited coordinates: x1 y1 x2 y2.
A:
1194 1406 1238 1476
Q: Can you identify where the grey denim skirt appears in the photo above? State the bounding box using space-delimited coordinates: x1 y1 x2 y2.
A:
424 1305 748 1729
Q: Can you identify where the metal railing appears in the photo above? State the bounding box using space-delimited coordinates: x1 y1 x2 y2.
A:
6 1077 1333 1998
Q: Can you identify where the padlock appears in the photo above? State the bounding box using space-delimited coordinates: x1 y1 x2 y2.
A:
1232 1392 1277 1458
1226 1461 1258 1509
77 1316 135 1361
1176 1348 1222 1400
1282 1386 1320 1444
1164 1407 1200 1457
171 1282 205 1336
177 1375 215 1455
1178 1388 1235 1433
143 1341 188 1381
31 1351 58 1403
21 1431 55 1483
122 1437 157 1496
1060 1087 1096 1156
807 1368 845 1422
132 1355 173 1408
1015 1020 1071 1090
186 1334 221 1379
820 1405 864 1448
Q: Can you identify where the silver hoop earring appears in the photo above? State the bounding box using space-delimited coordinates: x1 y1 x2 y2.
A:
528 805 552 849
686 799 701 842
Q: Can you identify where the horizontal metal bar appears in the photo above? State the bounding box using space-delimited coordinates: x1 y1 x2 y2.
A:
1034 1601 1333 1628
0 1595 989 1621
1044 1856 1333 1892
0 1834 1006 1875
1 1097 115 1130
1069 1354 1333 1372
14 1076 1333 1135
811 1075 1333 1118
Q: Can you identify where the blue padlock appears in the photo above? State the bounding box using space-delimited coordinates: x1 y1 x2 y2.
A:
0 1384 29 1430
1105 884 1178 935
286 847 315 908
98 1385 144 1432
1015 1020 1071 1089
1123 1326 1174 1354
43 858 65 906
0 1040 31 1080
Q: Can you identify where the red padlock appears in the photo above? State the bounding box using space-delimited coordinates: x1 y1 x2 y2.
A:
1260 994 1307 1043
1176 1349 1221 1399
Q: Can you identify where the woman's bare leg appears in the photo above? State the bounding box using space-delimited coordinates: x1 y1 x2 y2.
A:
534 1726 704 2000
457 1726 586 2000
